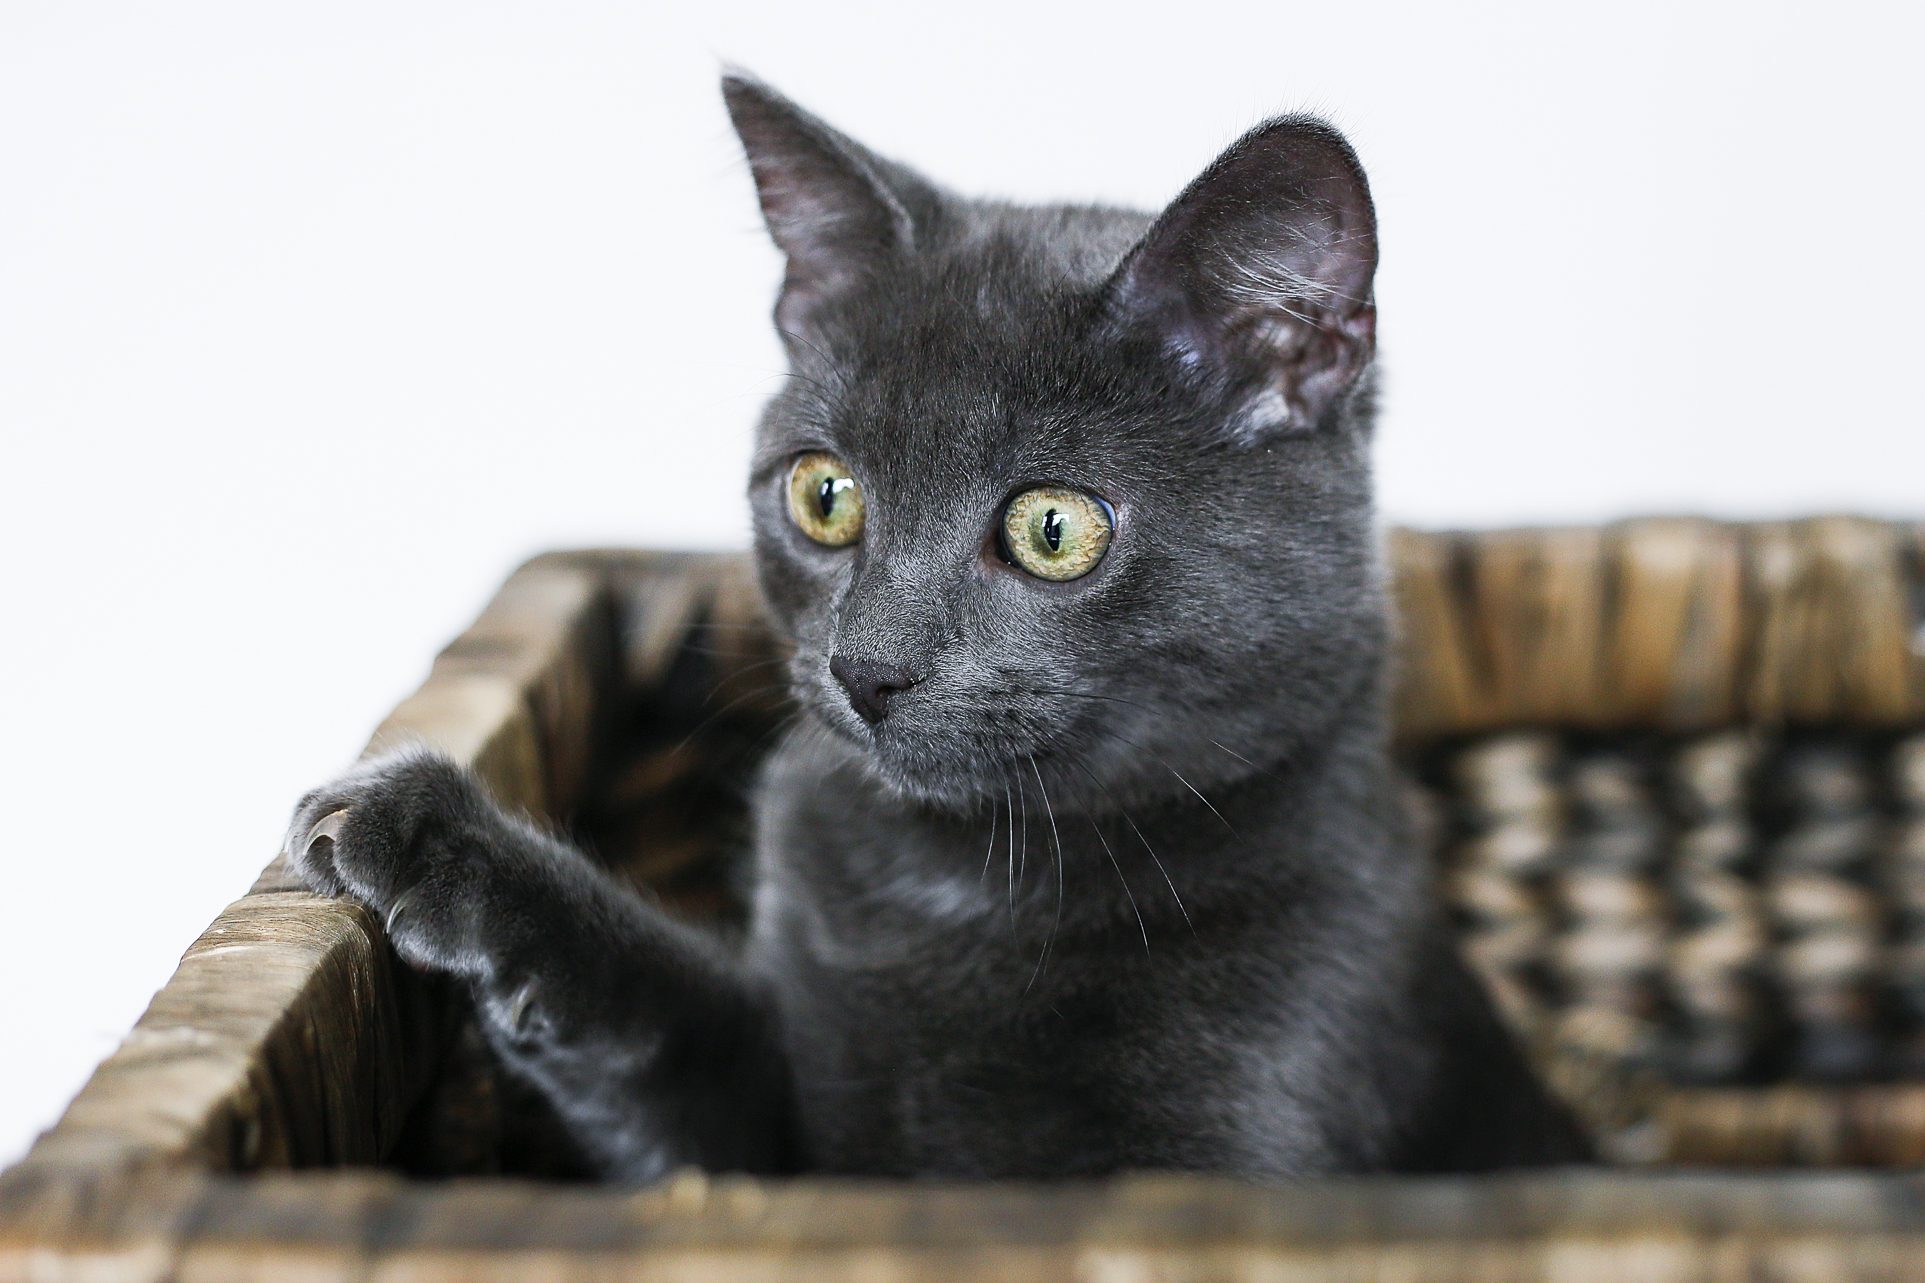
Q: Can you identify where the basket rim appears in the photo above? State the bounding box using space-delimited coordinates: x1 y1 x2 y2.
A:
6 523 1924 1269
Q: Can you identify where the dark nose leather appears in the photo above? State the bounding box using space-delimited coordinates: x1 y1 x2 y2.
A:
830 655 918 724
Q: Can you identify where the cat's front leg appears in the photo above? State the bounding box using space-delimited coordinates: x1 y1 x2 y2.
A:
284 748 794 1180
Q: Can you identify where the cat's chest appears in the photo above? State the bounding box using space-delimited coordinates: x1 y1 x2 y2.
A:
763 909 1236 1167
744 737 1366 1174
751 740 1023 952
752 809 1056 1020
747 735 1299 1034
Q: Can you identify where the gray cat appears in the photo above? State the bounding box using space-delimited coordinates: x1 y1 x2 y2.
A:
285 73 1589 1180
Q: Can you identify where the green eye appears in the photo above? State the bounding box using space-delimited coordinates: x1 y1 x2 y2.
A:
787 452 865 547
1001 486 1113 581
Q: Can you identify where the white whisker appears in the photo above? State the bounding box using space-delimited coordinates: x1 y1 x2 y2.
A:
1065 753 1195 936
1024 755 1067 993
1086 811 1148 955
979 793 1001 885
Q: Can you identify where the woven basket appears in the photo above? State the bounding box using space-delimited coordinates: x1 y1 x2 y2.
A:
5 517 1924 1281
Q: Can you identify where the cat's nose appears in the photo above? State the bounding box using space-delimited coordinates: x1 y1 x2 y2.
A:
829 655 919 724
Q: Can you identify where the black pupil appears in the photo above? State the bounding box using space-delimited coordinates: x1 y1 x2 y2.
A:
1042 509 1064 552
816 477 838 519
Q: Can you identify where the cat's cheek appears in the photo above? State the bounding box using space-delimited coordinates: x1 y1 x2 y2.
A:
750 526 845 637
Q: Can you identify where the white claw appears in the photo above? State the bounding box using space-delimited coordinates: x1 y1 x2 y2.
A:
303 808 350 855
384 885 418 935
505 981 537 1035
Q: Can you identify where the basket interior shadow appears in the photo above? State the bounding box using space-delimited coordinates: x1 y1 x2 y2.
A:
401 532 1925 1179
7 517 1925 1278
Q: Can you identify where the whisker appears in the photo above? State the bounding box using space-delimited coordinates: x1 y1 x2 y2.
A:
1206 738 1259 768
771 368 837 396
1026 684 1157 713
775 327 853 393
748 706 805 751
1024 754 1067 993
1016 766 1030 895
1159 762 1238 836
682 642 784 661
1004 779 1018 917
1085 808 1149 955
1116 811 1193 935
1100 727 1240 838
669 682 789 755
1020 684 1279 781
740 705 814 765
979 792 1001 885
1064 753 1195 935
701 656 794 705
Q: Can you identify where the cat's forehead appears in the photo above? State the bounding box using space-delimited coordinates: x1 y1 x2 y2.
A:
812 325 1138 491
756 201 1176 497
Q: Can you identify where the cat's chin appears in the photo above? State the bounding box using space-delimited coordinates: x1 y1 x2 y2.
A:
801 703 1042 814
864 763 991 813
837 730 993 812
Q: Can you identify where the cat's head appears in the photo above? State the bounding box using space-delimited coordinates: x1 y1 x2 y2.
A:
725 74 1384 814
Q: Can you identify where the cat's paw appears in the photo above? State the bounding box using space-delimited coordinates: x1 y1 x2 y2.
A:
284 748 508 977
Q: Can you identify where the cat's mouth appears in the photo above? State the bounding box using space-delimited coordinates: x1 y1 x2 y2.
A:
808 692 981 802
795 666 1061 810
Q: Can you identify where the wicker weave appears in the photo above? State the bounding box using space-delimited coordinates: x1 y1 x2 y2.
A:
4 518 1924 1281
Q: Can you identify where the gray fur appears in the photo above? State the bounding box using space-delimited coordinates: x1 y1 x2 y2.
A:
284 73 1588 1181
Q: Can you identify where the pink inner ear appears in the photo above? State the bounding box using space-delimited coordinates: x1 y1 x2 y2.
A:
722 74 927 338
1101 115 1379 435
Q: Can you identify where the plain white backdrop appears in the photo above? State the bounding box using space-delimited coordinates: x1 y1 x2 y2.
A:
1 0 1919 1165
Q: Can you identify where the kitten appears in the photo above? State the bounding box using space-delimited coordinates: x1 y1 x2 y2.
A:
286 73 1589 1180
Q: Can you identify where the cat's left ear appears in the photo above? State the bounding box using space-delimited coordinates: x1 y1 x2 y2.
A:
1102 116 1378 437
722 72 942 337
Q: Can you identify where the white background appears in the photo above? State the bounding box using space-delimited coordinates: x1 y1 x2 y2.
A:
1 1 1919 1165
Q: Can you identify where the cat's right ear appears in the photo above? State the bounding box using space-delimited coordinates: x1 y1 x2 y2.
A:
1101 116 1379 438
721 73 939 337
